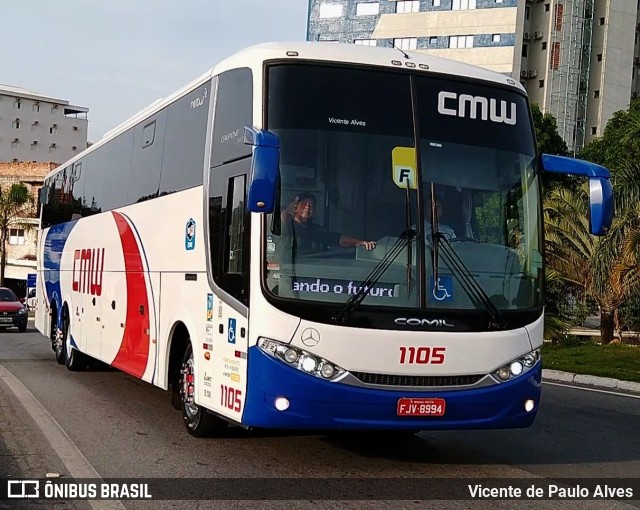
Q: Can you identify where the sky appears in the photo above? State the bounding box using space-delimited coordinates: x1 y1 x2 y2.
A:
3 0 309 141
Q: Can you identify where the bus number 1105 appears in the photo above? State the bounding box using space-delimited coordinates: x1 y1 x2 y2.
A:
399 346 446 365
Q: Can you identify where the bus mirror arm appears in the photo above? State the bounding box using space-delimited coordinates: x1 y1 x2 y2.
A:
541 154 614 236
244 126 281 214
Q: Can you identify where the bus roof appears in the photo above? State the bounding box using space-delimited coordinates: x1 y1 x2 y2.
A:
44 41 525 181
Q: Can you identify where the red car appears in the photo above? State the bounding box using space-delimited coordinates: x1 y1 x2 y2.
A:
0 287 28 332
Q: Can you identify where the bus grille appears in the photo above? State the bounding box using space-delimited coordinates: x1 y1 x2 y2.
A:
350 372 485 387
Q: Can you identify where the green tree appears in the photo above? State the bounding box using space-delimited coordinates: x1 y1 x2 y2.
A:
529 104 577 198
579 99 640 170
530 103 569 157
0 183 34 286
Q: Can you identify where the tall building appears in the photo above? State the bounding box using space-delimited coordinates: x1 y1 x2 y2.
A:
0 84 89 164
307 0 640 153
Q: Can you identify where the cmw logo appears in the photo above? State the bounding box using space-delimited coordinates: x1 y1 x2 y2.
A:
438 91 517 125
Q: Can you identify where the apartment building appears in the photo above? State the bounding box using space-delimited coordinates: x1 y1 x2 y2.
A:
307 0 640 153
0 84 89 164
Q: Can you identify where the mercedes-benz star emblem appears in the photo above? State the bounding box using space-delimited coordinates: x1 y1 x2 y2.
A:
301 328 320 347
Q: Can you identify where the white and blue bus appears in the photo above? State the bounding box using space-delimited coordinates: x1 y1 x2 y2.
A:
36 43 614 436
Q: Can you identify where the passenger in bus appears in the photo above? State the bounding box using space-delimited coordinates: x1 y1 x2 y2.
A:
424 195 456 243
277 192 376 259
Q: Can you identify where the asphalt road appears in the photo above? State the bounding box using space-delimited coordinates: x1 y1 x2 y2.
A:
1 324 638 510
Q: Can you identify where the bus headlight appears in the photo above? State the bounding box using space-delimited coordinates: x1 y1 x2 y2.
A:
492 349 540 383
284 348 299 363
258 338 345 381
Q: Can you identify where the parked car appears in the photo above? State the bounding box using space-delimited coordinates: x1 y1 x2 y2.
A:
0 287 28 332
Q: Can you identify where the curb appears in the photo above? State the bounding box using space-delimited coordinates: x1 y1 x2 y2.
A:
542 369 640 394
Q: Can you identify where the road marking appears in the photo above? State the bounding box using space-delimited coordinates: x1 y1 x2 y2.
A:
543 381 640 399
0 364 126 510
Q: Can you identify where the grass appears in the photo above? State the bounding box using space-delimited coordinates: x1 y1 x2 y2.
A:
542 342 640 383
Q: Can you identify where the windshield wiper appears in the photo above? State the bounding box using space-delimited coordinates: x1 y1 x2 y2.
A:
434 233 505 330
405 185 413 294
427 183 440 291
333 227 417 324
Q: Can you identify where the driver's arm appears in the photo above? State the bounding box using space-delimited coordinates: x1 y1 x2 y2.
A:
338 235 376 251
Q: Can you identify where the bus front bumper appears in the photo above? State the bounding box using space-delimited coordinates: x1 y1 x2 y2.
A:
242 346 542 431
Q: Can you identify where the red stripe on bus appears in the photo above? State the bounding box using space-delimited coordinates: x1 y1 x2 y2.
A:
111 211 150 379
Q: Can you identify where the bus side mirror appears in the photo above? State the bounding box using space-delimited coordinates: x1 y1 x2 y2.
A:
244 127 280 214
541 154 614 236
39 185 50 205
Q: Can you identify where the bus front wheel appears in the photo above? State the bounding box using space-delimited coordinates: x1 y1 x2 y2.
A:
180 342 227 438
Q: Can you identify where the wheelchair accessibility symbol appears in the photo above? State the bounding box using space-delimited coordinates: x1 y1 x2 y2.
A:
430 276 453 302
228 318 236 344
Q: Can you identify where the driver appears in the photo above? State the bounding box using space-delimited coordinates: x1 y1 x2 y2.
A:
425 195 456 242
277 192 376 260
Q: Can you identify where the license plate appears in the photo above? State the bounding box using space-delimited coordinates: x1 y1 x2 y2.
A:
397 398 446 417
0 317 12 323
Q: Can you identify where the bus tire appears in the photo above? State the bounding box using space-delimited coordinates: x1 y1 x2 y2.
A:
52 309 65 365
62 308 87 372
180 342 227 438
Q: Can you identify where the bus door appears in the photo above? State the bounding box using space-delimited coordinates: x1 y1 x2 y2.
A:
208 157 250 420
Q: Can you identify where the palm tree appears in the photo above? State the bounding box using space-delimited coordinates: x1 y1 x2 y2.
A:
0 183 35 286
621 99 640 147
601 162 640 340
544 182 638 344
543 267 573 343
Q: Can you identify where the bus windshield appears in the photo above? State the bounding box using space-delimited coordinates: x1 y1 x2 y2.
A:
263 64 541 315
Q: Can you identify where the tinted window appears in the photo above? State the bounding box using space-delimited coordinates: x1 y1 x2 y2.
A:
158 82 210 195
415 76 535 156
142 121 156 148
226 174 247 274
71 162 84 219
41 177 55 228
42 167 74 227
209 158 251 305
101 129 134 211
80 151 104 217
128 113 166 203
263 64 416 309
211 69 253 168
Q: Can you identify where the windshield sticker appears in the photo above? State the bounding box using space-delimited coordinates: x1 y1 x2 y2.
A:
328 117 367 127
430 276 454 302
437 91 517 125
392 147 417 190
292 278 397 298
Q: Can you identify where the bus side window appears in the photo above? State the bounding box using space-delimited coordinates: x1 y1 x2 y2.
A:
209 159 251 306
226 174 246 275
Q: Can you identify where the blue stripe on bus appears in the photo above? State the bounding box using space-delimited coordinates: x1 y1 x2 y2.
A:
242 346 541 430
43 221 78 328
